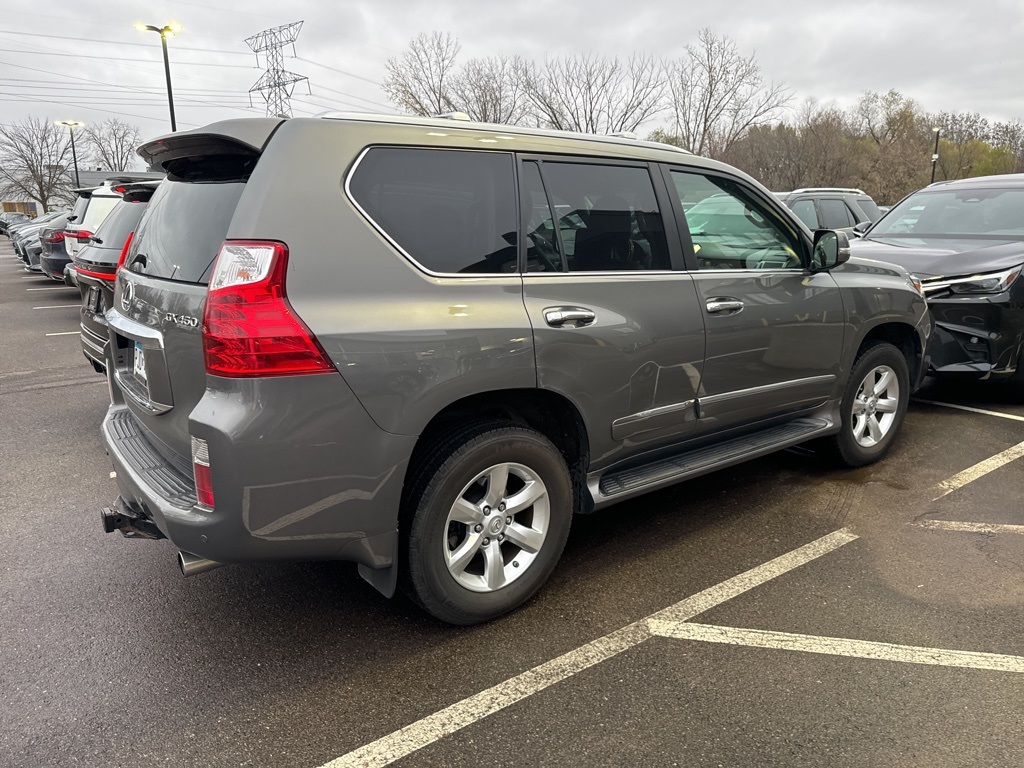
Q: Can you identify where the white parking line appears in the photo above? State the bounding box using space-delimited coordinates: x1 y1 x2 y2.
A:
44 331 80 337
320 529 858 768
915 398 1024 423
32 304 79 309
915 520 1024 535
26 286 71 291
649 622 1024 673
934 439 1024 499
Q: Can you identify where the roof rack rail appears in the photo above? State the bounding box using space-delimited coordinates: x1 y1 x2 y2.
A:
434 112 471 121
607 131 638 140
792 187 868 195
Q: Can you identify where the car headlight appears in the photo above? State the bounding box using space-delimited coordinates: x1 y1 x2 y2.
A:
948 265 1022 295
907 274 924 297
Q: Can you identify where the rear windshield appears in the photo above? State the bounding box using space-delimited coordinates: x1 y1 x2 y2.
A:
69 195 91 224
82 194 121 230
125 179 244 283
92 200 148 254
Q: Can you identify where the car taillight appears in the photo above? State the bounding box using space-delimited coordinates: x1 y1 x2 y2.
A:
115 231 134 272
202 240 335 378
69 230 94 240
42 231 66 244
74 266 117 282
191 436 214 508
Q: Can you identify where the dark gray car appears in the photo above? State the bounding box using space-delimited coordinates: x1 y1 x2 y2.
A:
851 174 1024 387
99 115 931 624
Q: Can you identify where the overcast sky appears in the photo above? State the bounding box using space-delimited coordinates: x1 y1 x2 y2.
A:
2 0 1023 142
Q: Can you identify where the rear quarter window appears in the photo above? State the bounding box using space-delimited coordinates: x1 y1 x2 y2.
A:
347 147 518 274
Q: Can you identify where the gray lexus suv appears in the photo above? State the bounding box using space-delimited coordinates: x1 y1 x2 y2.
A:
99 114 931 624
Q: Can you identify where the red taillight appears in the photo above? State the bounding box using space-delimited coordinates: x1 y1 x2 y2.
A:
191 436 214 508
74 266 117 282
42 231 66 244
69 230 94 240
115 231 134 272
202 240 335 378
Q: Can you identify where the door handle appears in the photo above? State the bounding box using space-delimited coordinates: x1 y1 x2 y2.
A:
544 307 597 328
706 299 744 314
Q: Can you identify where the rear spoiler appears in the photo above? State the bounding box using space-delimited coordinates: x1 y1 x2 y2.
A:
138 118 286 170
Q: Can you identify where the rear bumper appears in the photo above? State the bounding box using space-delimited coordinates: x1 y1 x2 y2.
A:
40 253 70 280
101 374 416 570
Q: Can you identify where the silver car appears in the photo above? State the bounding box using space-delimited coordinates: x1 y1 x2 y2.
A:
99 114 931 624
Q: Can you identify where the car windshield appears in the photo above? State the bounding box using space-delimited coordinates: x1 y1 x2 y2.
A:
869 187 1024 238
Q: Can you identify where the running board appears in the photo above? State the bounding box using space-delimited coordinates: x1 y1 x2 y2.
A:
595 417 833 503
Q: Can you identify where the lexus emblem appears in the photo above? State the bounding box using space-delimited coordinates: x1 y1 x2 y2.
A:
120 280 135 313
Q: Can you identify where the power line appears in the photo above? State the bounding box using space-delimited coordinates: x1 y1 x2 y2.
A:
0 47 258 69
0 29 252 57
0 59 267 117
295 57 382 86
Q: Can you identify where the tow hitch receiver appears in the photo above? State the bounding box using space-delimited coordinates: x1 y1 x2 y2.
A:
100 497 165 540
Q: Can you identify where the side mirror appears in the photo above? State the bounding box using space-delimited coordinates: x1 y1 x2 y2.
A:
812 229 851 271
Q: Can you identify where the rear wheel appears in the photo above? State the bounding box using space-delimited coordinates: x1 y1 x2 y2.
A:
829 341 910 467
403 424 572 625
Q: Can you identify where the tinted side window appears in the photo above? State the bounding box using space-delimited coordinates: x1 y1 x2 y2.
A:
854 197 881 222
520 162 563 272
539 163 671 272
790 199 819 229
127 179 245 284
349 147 518 274
671 172 802 270
818 198 855 229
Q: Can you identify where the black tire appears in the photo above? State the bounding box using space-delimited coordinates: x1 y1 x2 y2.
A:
403 424 573 625
828 341 910 467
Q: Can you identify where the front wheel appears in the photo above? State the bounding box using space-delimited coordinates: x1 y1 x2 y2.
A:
403 424 572 625
829 341 910 467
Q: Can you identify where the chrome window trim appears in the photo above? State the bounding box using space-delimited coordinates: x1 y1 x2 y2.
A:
699 375 836 406
343 145 519 280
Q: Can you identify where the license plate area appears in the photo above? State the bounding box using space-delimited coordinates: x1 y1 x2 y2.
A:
133 341 148 383
86 286 101 314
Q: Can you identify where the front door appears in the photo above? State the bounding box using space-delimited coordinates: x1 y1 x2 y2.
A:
666 169 846 431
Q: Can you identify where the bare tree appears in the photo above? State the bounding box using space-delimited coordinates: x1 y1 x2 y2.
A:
522 53 665 134
383 32 461 116
0 115 72 212
448 56 529 124
83 119 142 171
665 29 790 158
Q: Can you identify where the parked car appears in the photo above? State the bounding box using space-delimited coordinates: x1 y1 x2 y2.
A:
851 174 1024 388
1 211 31 235
11 210 66 270
775 188 883 233
38 214 72 280
73 182 160 373
99 115 930 624
63 178 154 260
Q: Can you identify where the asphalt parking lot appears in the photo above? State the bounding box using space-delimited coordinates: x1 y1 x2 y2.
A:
1 237 1022 767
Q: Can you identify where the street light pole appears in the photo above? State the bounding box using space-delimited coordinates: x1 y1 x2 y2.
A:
931 127 941 184
55 120 84 187
136 23 182 132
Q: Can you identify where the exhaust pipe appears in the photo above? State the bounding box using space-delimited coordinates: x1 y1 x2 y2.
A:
177 550 225 577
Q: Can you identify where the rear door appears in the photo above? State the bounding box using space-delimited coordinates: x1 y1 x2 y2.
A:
520 158 706 470
109 172 247 467
665 169 845 430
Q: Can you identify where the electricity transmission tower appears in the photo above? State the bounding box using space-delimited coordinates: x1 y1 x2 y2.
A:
244 21 309 118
